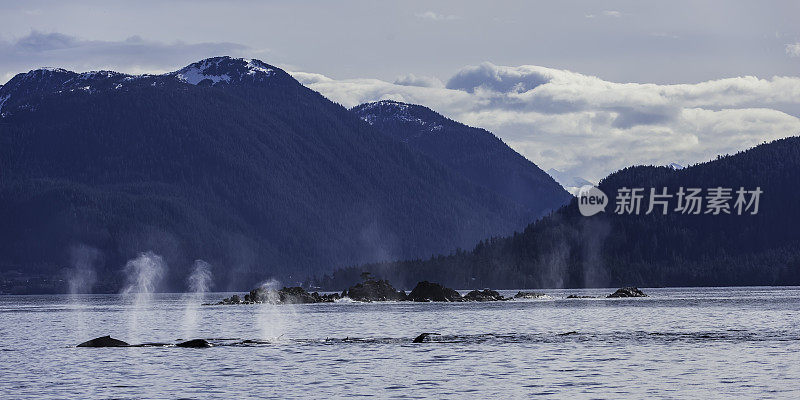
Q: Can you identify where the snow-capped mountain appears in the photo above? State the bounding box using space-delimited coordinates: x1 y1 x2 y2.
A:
546 168 595 196
0 57 283 117
547 163 682 195
172 57 275 85
667 162 685 170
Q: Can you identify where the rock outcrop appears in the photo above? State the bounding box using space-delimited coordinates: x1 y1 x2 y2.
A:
219 286 340 305
607 287 647 298
343 278 406 302
464 289 506 301
215 277 518 304
513 291 545 299
407 281 462 302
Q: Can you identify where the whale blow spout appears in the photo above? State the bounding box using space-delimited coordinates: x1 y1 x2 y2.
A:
77 336 129 347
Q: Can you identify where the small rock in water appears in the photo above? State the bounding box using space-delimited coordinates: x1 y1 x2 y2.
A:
77 335 129 347
607 287 647 298
218 286 341 305
220 294 242 304
464 289 505 301
343 277 406 302
277 286 323 304
566 295 595 299
176 339 212 348
407 281 462 302
513 291 545 299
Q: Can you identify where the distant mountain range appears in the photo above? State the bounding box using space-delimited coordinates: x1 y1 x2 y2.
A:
545 168 594 196
319 137 800 289
666 162 685 170
0 57 569 293
546 163 684 196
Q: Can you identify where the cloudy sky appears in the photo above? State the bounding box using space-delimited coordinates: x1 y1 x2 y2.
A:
1 0 799 182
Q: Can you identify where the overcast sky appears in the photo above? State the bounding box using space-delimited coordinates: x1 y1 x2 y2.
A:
1 0 799 182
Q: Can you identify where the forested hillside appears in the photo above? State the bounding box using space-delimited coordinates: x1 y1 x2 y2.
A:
352 100 570 219
318 137 800 290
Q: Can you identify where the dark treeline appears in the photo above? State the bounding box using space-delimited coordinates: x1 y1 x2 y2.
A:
315 137 800 290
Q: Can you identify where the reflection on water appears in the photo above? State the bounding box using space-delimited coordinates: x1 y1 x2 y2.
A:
2 287 799 398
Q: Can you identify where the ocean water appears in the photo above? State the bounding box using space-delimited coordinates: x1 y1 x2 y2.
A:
1 287 799 399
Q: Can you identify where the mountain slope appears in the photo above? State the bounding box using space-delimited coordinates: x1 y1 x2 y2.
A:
319 137 800 289
352 100 571 218
0 57 534 293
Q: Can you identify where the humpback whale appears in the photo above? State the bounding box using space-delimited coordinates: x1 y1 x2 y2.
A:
412 333 440 343
176 339 212 348
77 336 129 347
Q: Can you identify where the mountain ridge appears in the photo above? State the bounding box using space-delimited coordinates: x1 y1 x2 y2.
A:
0 57 291 117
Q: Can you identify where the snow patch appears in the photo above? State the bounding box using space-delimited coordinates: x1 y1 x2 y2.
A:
358 100 443 131
667 162 685 170
245 59 274 76
78 71 118 80
175 57 232 85
174 57 273 86
361 114 377 125
0 94 10 113
176 67 231 85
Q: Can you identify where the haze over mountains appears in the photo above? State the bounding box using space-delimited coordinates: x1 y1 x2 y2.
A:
0 57 569 293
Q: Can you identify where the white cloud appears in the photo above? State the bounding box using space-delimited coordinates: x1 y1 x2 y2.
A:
787 42 800 57
293 62 800 183
393 73 444 88
587 10 622 18
415 11 460 21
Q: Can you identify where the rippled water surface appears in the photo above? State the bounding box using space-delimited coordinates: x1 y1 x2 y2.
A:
2 287 799 399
